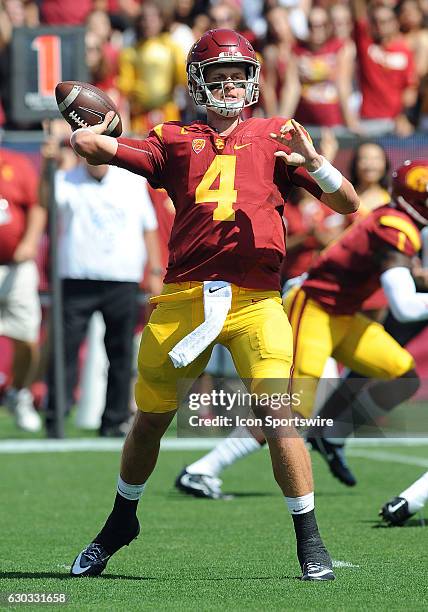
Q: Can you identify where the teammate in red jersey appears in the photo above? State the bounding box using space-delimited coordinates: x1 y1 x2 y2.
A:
68 29 358 581
300 160 428 484
179 160 428 495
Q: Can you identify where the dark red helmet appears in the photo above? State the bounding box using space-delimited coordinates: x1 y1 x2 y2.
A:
186 29 260 117
392 159 428 226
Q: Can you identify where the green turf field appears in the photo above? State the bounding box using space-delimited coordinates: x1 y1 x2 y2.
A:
0 442 427 611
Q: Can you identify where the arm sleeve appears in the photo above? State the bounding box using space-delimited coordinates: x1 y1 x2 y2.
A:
380 266 428 323
110 130 167 185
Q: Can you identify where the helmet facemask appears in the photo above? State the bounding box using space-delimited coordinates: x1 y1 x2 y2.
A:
395 195 428 226
188 57 260 118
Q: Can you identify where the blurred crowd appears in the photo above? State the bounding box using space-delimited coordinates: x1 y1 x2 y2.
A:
1 0 428 136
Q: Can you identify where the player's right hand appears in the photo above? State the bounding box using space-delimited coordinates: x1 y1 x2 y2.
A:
72 111 116 136
271 119 323 172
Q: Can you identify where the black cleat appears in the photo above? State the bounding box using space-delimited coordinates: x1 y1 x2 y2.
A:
298 535 335 581
70 543 111 577
175 468 227 499
70 521 140 577
301 561 335 581
307 437 356 487
379 496 414 526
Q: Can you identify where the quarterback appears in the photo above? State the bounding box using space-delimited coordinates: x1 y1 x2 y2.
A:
68 29 358 581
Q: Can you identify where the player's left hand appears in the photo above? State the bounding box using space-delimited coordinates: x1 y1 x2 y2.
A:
270 119 323 172
13 240 37 263
412 257 428 290
148 273 164 297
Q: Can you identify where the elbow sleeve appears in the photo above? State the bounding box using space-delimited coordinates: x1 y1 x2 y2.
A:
380 267 428 323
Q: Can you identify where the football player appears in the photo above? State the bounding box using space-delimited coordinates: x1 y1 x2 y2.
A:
67 29 358 581
177 160 428 495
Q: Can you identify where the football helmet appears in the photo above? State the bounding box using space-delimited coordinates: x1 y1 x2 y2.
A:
187 29 260 118
392 160 428 226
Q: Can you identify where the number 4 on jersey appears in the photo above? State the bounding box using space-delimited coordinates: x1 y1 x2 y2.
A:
195 155 237 221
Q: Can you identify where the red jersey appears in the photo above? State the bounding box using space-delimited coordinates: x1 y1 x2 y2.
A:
302 205 421 314
355 20 417 120
0 149 38 264
40 0 92 25
111 118 323 290
293 38 344 127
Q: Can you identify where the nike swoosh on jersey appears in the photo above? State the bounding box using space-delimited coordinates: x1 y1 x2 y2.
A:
234 143 251 150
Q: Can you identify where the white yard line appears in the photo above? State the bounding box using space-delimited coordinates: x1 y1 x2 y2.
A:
347 449 428 468
0 437 428 454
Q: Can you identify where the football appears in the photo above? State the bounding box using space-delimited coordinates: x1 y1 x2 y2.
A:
55 81 122 137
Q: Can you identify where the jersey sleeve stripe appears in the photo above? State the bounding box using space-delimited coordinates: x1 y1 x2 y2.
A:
379 215 421 252
118 143 154 156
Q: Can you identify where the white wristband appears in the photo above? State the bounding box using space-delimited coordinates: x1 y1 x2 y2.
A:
308 157 343 193
70 127 93 151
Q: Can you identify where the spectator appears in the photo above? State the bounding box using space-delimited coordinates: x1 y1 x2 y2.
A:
117 2 187 136
348 140 391 214
39 0 92 25
168 0 197 55
348 140 391 317
260 6 294 117
209 1 257 47
330 3 354 45
86 31 118 93
280 6 359 131
0 143 46 432
397 0 428 78
352 0 418 136
86 9 122 66
40 144 163 437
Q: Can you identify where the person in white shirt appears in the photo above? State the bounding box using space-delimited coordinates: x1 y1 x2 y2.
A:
41 149 163 437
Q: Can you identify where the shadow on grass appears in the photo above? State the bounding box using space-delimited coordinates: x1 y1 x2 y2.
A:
360 519 426 528
0 571 300 582
166 491 276 500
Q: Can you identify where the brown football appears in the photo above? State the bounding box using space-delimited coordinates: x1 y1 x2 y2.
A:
55 81 122 137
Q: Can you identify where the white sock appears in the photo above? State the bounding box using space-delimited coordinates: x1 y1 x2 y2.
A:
186 426 262 477
400 471 428 514
117 476 146 501
285 492 315 515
